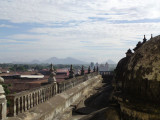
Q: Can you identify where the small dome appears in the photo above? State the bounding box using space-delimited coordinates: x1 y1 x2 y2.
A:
0 77 4 83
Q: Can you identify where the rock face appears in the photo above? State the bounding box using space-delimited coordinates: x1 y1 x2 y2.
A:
115 35 160 120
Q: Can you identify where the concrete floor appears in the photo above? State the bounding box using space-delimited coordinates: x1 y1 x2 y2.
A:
71 79 114 120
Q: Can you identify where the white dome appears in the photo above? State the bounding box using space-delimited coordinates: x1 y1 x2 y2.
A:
0 77 4 83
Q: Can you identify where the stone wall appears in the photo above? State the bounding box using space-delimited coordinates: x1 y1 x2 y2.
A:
120 102 160 120
6 72 98 117
7 74 102 120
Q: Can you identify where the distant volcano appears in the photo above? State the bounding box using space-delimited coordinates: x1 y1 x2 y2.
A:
43 57 88 64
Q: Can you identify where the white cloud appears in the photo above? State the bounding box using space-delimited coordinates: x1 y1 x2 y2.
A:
3 21 159 63
0 0 160 63
0 0 160 23
0 24 14 28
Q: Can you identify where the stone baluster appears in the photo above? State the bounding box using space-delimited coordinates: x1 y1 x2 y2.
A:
15 98 18 115
26 95 29 110
72 80 75 87
55 83 57 94
37 92 39 105
23 96 26 112
61 84 63 92
30 94 33 108
39 90 42 103
50 87 52 97
43 90 45 102
49 88 51 98
51 86 54 96
53 85 55 95
45 89 47 100
42 90 44 102
48 87 50 98
46 88 49 100
67 82 71 89
47 88 49 100
42 90 44 101
68 82 70 89
11 98 16 116
54 83 57 95
40 90 42 103
6 96 16 116
45 89 47 101
35 92 38 105
32 93 35 107
41 90 43 103
38 90 40 104
17 98 20 115
60 83 62 93
35 92 37 105
49 87 51 97
34 93 36 106
43 89 45 101
58 83 61 93
64 83 66 91
28 95 30 109
20 97 23 113
61 83 64 92
65 83 67 90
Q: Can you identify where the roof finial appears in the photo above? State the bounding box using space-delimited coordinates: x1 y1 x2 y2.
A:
88 66 91 74
151 34 153 39
50 63 54 72
48 63 56 83
143 35 147 43
81 65 84 75
96 66 99 72
93 66 96 72
126 49 133 57
69 64 74 78
70 64 73 70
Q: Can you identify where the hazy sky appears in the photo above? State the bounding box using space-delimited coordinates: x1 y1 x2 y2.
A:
0 0 160 63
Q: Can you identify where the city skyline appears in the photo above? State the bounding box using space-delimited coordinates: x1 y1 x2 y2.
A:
0 0 160 63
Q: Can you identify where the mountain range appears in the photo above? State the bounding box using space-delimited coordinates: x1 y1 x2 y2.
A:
12 57 116 65
43 57 87 64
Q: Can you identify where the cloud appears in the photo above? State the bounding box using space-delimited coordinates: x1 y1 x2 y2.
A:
0 0 160 24
0 0 160 63
0 24 14 28
4 21 160 63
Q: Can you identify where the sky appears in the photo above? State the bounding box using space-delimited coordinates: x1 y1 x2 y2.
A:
0 0 160 63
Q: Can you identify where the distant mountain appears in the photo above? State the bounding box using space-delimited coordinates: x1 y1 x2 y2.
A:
44 57 88 64
11 57 88 64
106 59 116 64
30 60 41 64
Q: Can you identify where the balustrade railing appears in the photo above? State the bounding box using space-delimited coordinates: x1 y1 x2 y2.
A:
6 72 98 116
7 83 57 116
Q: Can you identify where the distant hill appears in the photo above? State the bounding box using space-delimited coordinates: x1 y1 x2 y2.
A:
30 60 41 64
107 59 116 64
12 57 88 64
44 57 88 64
